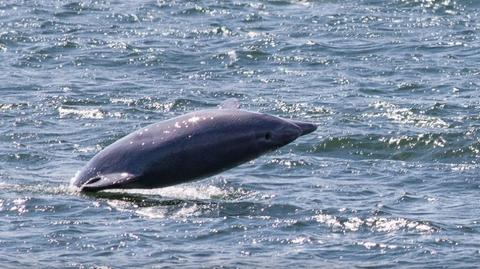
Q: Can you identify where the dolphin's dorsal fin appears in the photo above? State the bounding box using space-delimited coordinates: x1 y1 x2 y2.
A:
218 98 240 109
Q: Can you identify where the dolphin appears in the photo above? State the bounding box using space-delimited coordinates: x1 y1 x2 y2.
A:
72 101 316 192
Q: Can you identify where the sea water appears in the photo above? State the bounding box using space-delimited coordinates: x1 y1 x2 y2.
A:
0 0 479 268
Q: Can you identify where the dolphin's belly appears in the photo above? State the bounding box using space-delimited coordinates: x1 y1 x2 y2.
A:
125 127 261 188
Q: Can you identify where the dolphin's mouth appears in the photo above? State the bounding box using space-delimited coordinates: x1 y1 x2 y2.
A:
288 120 317 136
76 171 139 192
79 176 106 192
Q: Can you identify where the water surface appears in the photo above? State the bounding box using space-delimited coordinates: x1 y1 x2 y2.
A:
1 0 479 268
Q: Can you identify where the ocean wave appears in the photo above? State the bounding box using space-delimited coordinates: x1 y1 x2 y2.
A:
396 0 462 14
314 131 479 162
103 184 245 201
58 107 105 119
366 101 449 129
313 213 436 234
0 103 15 110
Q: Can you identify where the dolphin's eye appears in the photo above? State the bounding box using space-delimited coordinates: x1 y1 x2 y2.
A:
265 132 272 140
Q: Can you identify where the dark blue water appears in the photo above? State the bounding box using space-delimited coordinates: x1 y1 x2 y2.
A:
1 0 479 268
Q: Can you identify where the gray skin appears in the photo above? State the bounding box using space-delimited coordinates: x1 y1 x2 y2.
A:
73 108 316 192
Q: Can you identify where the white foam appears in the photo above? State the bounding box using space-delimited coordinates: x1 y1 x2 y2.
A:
10 198 29 214
110 98 135 105
73 144 102 153
135 207 168 219
313 214 343 230
173 204 202 219
344 217 364 232
104 184 231 200
146 101 174 111
58 107 104 119
246 31 260 38
105 197 205 220
381 134 446 148
368 101 449 129
0 103 14 110
227 50 238 62
0 180 81 196
314 213 435 233
357 241 398 250
290 236 313 245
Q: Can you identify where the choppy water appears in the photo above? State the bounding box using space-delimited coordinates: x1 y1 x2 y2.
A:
1 0 479 268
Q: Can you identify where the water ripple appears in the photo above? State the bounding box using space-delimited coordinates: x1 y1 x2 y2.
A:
1 0 480 267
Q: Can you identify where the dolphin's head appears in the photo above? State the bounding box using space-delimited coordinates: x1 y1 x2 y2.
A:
181 110 317 178
252 113 317 150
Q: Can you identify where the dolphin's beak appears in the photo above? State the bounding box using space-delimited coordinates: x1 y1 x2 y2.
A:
288 120 317 136
77 176 108 192
75 172 137 192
